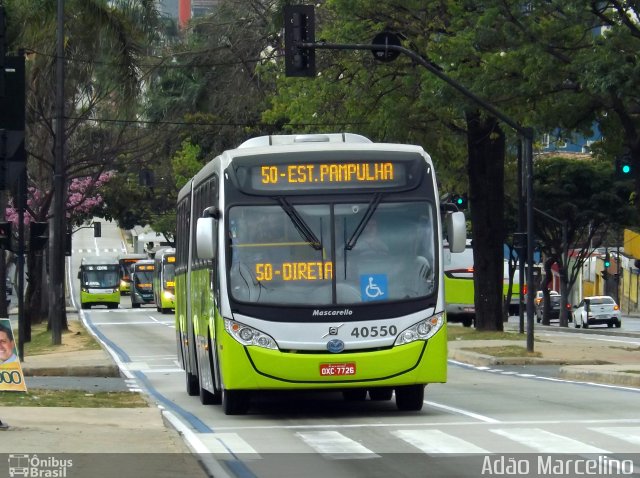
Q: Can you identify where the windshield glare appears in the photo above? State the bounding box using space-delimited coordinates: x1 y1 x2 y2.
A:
228 201 435 305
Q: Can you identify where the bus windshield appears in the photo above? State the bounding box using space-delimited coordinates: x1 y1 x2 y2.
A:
134 270 154 283
228 201 435 305
80 266 119 288
163 262 176 288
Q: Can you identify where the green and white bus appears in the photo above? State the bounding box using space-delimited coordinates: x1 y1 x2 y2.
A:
444 240 525 327
153 248 176 314
118 253 148 295
175 133 465 415
130 259 156 308
78 256 120 309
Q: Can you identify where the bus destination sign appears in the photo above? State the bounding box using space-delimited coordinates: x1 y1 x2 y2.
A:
251 161 408 191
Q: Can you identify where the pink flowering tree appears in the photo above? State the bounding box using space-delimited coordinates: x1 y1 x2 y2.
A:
4 172 114 327
5 172 113 227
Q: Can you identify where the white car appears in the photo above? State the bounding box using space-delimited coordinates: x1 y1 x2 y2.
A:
572 295 622 329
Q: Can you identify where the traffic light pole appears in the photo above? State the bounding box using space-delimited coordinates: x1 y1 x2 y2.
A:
297 39 537 351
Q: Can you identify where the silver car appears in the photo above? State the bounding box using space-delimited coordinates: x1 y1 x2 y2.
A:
573 295 622 329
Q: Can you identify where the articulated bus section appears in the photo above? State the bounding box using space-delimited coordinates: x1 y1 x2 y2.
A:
175 133 466 415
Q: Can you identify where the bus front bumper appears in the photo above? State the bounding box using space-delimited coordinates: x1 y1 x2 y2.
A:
218 329 447 390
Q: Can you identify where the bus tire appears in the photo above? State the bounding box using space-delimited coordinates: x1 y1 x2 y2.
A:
186 371 199 396
199 384 218 405
200 336 222 405
132 303 140 309
395 385 425 411
222 389 250 415
81 303 89 309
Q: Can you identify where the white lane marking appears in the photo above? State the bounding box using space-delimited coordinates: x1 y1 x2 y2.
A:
212 433 260 456
592 427 640 446
393 429 490 454
211 417 640 432
425 401 501 423
296 431 379 458
490 428 611 454
449 359 640 392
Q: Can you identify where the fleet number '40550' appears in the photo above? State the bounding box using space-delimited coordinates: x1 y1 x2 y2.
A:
350 325 397 338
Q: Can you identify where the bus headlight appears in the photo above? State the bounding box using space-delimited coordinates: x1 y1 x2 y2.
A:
163 290 175 300
394 313 444 346
224 318 278 349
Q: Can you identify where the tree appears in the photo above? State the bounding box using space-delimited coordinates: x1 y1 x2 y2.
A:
533 156 634 326
3 0 161 336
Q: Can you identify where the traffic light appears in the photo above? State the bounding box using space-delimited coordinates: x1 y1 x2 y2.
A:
29 221 48 251
615 156 632 178
283 5 315 77
604 252 611 268
452 193 468 210
0 222 11 251
94 221 101 238
65 231 72 256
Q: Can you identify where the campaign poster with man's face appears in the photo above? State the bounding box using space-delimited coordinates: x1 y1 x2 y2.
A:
0 318 27 392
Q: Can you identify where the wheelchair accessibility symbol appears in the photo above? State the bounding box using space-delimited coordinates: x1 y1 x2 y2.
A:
360 274 388 302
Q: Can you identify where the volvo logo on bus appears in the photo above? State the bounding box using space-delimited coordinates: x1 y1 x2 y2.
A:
326 339 345 353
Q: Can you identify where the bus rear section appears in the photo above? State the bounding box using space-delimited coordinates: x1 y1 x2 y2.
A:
153 248 176 314
78 257 120 309
176 133 466 415
444 241 475 327
131 260 156 308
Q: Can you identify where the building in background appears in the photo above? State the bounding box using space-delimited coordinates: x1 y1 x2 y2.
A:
173 0 219 29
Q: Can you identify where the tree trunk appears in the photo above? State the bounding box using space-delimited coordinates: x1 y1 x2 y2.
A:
466 111 506 331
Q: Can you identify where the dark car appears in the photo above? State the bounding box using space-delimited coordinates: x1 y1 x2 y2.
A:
536 293 563 322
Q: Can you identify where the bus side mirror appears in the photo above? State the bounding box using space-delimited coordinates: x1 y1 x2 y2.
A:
196 217 217 259
77 271 81 279
446 211 466 253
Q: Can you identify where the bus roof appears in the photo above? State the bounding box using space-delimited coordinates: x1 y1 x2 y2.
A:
132 259 155 268
177 133 431 203
80 256 119 266
237 133 372 148
117 253 148 261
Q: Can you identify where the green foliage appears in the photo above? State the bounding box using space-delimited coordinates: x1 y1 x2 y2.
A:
172 139 204 190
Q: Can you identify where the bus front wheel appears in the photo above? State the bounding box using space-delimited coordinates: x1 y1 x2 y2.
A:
222 389 250 415
395 385 425 411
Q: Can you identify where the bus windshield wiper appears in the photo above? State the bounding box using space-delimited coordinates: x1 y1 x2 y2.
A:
277 197 322 250
345 193 383 251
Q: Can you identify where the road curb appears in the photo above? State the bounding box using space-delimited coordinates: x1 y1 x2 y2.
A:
21 364 121 377
558 366 640 387
448 348 602 367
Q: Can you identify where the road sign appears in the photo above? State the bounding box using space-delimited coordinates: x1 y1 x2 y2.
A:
371 32 401 63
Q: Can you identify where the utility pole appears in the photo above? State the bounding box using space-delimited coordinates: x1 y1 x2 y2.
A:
49 0 65 344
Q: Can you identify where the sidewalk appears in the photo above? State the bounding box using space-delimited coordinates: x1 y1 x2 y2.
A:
449 324 640 387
